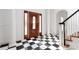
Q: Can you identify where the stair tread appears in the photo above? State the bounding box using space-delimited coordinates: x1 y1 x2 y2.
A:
64 45 70 48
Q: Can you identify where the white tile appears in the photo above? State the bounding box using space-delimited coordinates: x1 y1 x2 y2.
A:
16 43 22 46
48 39 53 42
42 39 47 41
28 40 33 43
40 45 47 49
31 44 38 49
22 39 27 42
37 38 41 41
38 36 41 38
43 35 46 38
48 42 54 45
0 46 8 50
31 37 35 40
56 42 60 45
58 46 64 50
8 47 16 50
23 43 30 48
49 46 56 50
34 41 39 44
48 37 52 39
40 41 46 45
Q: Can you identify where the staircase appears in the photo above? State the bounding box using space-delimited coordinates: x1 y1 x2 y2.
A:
59 9 79 48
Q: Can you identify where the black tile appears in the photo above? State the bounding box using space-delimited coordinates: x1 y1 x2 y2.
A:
40 40 43 41
53 44 59 48
44 48 51 50
34 37 38 38
37 43 42 46
51 38 54 39
45 40 50 42
50 33 53 37
45 43 51 47
16 40 21 43
45 38 49 39
16 45 24 50
29 42 35 45
40 36 43 39
0 43 9 48
55 35 59 39
34 47 41 50
23 41 28 44
27 39 31 40
33 38 37 41
27 46 33 50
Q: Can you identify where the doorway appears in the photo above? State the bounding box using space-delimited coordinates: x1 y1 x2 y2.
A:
24 11 42 39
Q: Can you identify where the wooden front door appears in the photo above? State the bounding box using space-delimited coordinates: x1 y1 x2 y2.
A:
29 12 39 38
24 11 42 39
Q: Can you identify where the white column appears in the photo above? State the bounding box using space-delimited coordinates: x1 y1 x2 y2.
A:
45 9 50 36
10 10 16 47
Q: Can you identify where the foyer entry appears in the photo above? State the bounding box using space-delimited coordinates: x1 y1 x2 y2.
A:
24 11 42 39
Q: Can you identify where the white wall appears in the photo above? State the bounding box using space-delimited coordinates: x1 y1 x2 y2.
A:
50 9 61 35
13 9 24 41
0 9 24 46
0 9 14 46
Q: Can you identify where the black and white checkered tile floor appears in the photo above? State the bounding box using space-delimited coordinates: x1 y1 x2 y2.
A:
23 38 60 50
0 35 63 50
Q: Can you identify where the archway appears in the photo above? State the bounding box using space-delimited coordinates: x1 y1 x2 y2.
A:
56 10 68 47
